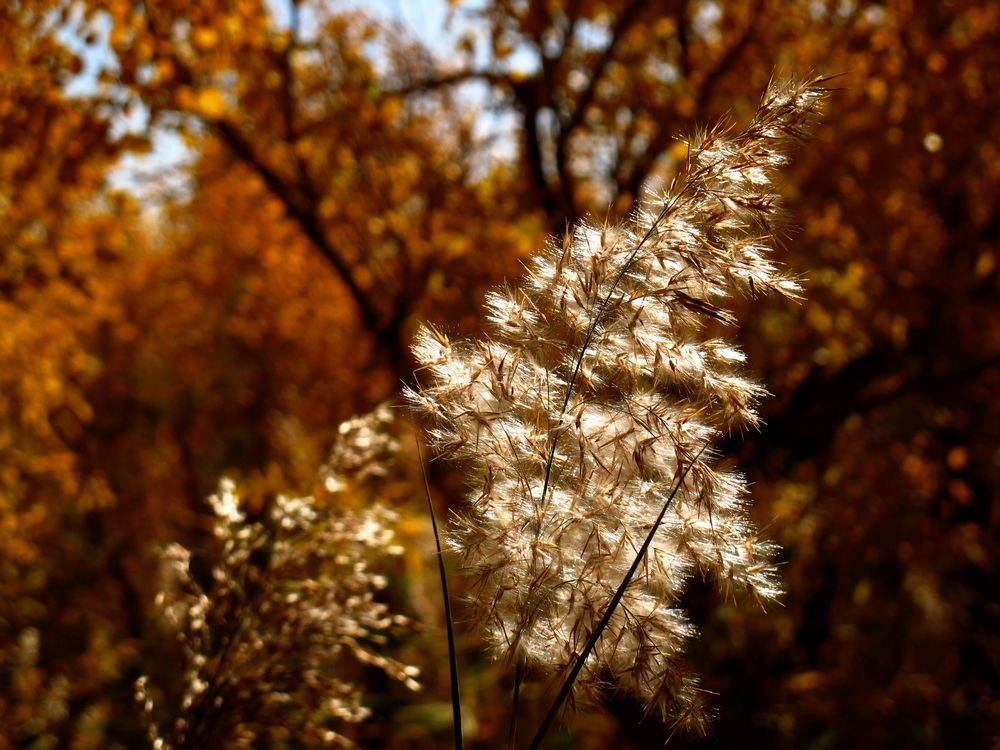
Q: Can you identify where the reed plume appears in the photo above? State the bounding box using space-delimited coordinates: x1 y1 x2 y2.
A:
138 405 418 749
407 76 830 732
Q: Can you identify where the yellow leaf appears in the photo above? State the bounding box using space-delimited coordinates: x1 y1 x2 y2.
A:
195 88 226 119
192 27 219 51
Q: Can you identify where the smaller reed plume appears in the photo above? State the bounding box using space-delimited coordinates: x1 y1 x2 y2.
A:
137 405 418 749
407 76 830 733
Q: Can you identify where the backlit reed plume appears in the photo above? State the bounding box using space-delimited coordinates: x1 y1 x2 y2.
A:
137 405 418 749
407 77 830 732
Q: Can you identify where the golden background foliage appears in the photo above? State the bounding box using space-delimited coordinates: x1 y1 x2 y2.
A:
0 1 996 748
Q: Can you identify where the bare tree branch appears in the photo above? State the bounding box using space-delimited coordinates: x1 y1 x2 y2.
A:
625 0 763 202
553 0 651 212
385 69 513 96
211 118 381 333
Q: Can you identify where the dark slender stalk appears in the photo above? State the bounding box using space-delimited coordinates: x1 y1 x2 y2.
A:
535 200 676 522
417 438 463 750
526 444 709 750
507 660 524 750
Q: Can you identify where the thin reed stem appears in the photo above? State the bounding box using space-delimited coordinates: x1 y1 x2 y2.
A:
536 200 675 524
418 438 463 750
526 444 707 750
508 660 524 750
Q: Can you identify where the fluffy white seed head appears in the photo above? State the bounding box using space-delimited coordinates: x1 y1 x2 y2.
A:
139 407 417 749
409 76 829 731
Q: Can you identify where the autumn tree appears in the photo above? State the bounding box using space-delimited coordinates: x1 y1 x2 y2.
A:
0 3 148 744
3 1 538 746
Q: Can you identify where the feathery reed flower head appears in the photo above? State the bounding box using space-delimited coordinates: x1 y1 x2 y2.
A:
407 76 830 732
138 406 418 749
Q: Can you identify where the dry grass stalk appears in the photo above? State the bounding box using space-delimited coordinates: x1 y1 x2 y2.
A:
138 405 418 749
407 76 830 733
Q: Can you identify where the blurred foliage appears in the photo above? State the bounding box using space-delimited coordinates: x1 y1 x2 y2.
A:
0 0 996 748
